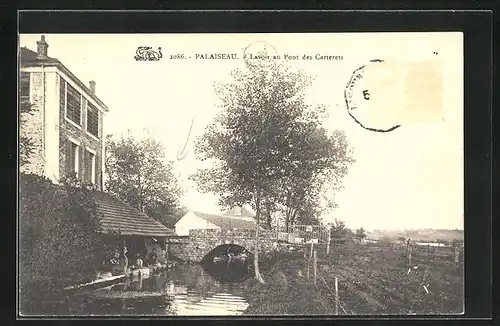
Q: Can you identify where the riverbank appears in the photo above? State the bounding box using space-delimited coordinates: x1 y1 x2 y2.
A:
243 251 337 315
243 245 463 315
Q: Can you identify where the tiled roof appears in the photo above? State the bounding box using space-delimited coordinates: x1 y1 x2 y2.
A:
19 46 109 112
192 211 258 230
92 191 176 237
223 205 256 218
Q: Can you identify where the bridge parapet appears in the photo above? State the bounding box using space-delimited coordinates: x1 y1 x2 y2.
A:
169 228 278 262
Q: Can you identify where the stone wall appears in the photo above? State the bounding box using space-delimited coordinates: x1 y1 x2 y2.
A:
58 75 104 189
20 71 104 189
169 228 279 263
20 72 46 175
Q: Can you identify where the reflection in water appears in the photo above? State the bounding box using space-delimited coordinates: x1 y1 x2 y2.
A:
65 262 250 316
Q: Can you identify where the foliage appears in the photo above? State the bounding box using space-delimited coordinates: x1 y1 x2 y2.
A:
146 204 189 229
191 63 354 233
355 227 367 241
378 236 393 245
328 219 349 237
19 101 37 166
105 132 183 227
19 173 115 310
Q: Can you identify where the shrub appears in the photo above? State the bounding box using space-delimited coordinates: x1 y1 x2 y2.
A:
19 173 115 312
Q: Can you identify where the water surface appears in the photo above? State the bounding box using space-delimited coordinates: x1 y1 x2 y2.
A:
65 262 251 316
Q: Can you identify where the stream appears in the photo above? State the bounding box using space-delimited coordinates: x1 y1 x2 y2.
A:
61 261 252 316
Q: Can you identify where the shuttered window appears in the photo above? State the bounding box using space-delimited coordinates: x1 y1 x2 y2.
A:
86 102 99 138
20 72 30 104
84 150 95 184
65 141 79 178
66 83 82 125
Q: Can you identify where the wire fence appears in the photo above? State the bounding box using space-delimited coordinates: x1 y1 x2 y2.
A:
301 247 356 315
296 238 463 315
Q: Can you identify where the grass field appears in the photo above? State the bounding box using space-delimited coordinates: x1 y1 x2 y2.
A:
243 242 464 315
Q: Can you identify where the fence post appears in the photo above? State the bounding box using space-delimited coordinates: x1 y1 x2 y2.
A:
335 277 339 315
327 228 331 255
406 239 412 269
307 256 310 279
313 250 317 286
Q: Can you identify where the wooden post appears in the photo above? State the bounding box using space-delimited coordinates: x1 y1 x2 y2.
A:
310 242 314 259
454 245 460 267
327 228 331 255
313 250 317 286
335 277 339 315
406 239 412 268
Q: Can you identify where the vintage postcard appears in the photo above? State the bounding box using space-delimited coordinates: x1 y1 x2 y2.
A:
18 32 464 316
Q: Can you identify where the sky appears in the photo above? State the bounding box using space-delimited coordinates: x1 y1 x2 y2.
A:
19 33 464 230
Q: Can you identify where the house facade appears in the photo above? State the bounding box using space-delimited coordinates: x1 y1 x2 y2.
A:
174 207 258 236
20 36 108 189
175 211 220 236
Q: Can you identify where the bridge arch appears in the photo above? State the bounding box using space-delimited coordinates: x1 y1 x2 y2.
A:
169 228 279 262
202 243 253 263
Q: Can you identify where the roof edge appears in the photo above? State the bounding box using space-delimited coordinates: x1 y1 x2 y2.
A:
20 50 109 112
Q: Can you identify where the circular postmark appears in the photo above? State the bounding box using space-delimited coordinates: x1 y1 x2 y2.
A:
242 41 281 69
344 59 401 132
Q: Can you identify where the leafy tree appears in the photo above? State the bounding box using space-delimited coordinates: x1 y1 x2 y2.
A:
355 227 367 241
191 62 353 282
105 132 183 227
328 219 348 237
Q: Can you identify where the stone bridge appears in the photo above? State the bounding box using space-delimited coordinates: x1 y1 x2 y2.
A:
169 228 280 263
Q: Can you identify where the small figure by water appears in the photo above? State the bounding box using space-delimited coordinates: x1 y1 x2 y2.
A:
149 248 158 266
110 248 121 275
135 253 144 268
120 247 129 274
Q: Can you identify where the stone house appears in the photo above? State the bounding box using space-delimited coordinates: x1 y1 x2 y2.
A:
19 35 107 189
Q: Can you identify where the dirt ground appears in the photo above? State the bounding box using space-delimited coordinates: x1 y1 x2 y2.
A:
243 243 464 315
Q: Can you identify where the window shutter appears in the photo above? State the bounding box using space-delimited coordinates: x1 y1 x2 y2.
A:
20 72 30 104
66 84 82 125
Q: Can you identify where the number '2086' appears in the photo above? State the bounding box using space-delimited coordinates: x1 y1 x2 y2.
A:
170 53 185 59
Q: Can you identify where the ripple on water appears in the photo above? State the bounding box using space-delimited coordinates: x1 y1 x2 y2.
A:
75 264 250 316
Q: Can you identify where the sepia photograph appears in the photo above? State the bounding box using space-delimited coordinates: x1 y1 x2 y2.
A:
18 32 464 316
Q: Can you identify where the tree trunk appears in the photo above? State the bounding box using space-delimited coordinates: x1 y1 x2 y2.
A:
285 211 290 233
265 200 272 230
254 191 265 284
